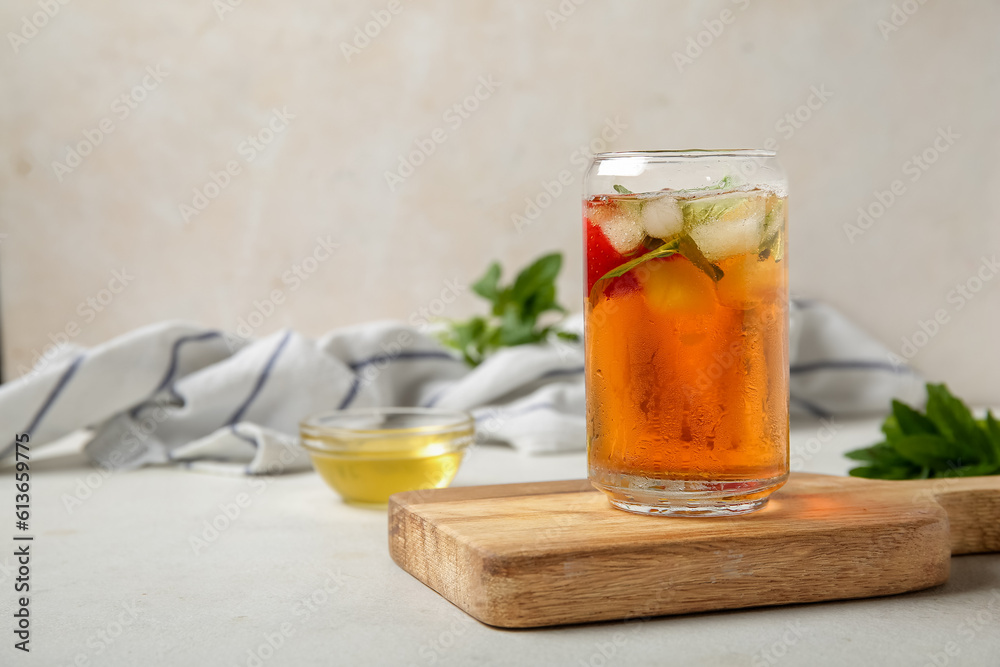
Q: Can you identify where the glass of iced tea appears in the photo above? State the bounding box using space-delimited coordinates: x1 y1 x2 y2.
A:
584 150 788 516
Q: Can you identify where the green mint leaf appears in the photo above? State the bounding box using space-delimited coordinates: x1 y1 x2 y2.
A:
612 184 633 194
523 283 559 321
845 447 878 462
871 442 913 467
512 252 562 304
891 399 939 437
849 465 918 480
712 174 734 190
849 383 1000 479
925 383 992 460
759 197 785 258
441 252 574 366
758 199 785 262
498 308 540 346
891 434 966 469
593 234 724 287
757 231 782 262
555 331 580 341
677 235 724 282
937 462 1000 478
472 262 502 303
881 414 904 442
679 194 746 230
596 241 679 283
439 316 490 366
984 410 1000 461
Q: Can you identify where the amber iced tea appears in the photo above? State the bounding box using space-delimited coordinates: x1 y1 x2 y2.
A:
584 151 789 515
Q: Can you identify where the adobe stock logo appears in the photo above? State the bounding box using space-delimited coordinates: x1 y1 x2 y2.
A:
51 65 169 182
383 76 501 192
672 0 751 73
339 0 407 61
179 107 295 223
844 127 960 244
7 0 73 55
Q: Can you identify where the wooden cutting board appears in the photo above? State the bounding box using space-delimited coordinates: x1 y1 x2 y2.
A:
388 473 1000 628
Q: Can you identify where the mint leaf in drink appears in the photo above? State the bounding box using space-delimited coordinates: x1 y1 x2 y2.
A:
613 184 633 194
847 383 1000 479
703 174 735 191
758 198 785 262
677 235 724 282
594 234 724 285
679 196 743 229
596 240 680 283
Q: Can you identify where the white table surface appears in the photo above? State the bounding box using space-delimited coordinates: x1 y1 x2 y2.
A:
3 417 999 667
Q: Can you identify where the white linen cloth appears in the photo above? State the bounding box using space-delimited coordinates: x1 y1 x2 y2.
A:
0 301 922 475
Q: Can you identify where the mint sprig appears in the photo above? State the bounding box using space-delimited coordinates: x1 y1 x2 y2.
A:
594 234 723 285
677 235 724 281
846 383 1000 479
440 252 578 366
597 240 679 282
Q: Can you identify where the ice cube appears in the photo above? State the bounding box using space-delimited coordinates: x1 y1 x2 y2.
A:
599 213 645 254
585 199 617 227
685 194 766 261
640 195 683 240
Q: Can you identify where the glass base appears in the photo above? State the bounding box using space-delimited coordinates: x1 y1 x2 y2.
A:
590 471 787 517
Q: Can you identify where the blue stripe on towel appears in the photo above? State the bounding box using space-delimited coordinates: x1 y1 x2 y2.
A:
341 350 461 410
790 393 832 419
424 364 583 409
225 331 292 426
475 401 558 422
22 354 85 435
0 354 86 460
130 331 224 417
347 350 460 372
337 377 361 410
790 360 913 375
422 386 448 408
229 424 259 448
539 366 585 379
153 331 223 395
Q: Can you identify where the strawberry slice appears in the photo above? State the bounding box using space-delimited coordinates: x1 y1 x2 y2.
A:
586 221 629 295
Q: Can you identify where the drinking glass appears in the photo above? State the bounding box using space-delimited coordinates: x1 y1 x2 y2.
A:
584 150 788 516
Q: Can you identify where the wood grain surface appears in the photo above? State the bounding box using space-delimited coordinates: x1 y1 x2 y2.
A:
388 473 1000 628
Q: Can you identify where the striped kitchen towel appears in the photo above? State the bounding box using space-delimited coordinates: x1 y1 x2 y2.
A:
0 301 922 474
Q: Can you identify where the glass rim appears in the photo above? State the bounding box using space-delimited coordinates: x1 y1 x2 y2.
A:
300 407 474 447
592 149 777 160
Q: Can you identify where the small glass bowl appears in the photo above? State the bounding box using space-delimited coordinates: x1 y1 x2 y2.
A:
300 408 475 506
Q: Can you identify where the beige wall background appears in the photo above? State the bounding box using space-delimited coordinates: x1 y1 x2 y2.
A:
1 1 998 402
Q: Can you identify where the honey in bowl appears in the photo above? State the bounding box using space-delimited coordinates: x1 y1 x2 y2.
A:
300 408 474 505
